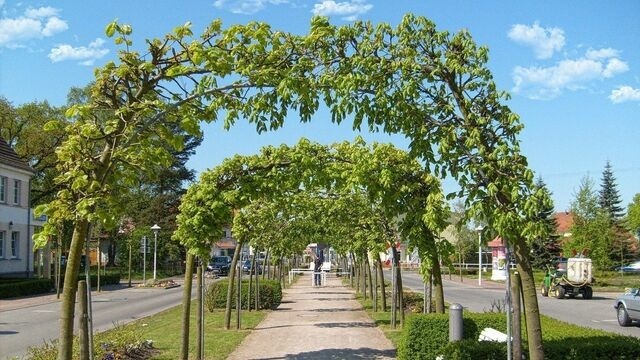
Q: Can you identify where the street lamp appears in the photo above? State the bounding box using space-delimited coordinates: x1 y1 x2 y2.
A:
475 225 484 286
151 224 161 281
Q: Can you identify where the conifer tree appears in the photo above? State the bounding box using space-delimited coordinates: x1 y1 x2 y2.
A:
599 161 624 222
529 177 560 269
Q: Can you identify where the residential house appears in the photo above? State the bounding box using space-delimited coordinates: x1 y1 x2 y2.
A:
210 227 239 259
0 138 44 277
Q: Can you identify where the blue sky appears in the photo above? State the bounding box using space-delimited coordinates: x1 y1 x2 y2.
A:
1 0 639 212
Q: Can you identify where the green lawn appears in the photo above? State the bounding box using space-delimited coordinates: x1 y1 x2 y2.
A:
130 306 267 359
22 304 268 360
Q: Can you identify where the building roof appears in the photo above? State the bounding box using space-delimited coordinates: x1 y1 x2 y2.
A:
215 239 237 250
0 137 34 173
487 236 504 248
554 211 574 235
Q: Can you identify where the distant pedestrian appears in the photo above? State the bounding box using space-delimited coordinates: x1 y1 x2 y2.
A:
314 256 322 286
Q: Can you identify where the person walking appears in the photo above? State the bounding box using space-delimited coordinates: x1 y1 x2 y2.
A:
314 256 322 286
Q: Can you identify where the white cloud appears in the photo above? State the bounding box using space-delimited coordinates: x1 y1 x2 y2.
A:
25 6 59 19
602 58 628 78
508 22 565 59
312 0 373 21
512 48 628 100
0 6 68 47
42 16 68 36
48 38 109 65
213 0 289 15
609 86 640 104
585 47 619 60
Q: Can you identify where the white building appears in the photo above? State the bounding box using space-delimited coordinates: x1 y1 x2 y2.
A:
0 138 43 277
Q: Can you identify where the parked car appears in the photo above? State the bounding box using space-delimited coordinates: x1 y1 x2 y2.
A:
615 260 640 273
207 256 231 276
242 260 262 274
614 288 640 326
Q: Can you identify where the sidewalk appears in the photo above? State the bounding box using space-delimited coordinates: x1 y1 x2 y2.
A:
227 274 396 360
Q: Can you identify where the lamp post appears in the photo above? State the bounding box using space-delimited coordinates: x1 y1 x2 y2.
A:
151 224 161 281
475 225 484 286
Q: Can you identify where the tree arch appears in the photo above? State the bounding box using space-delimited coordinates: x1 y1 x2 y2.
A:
39 15 551 359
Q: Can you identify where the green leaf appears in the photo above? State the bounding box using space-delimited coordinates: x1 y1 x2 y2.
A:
105 21 117 37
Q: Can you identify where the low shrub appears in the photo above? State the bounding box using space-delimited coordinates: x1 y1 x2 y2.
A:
397 312 506 360
59 272 121 289
398 310 640 359
23 322 156 360
439 339 507 360
206 279 282 311
0 278 52 299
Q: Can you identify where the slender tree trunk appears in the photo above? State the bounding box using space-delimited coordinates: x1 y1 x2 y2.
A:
392 246 405 325
366 255 374 302
196 260 203 360
57 219 89 360
429 250 445 313
391 252 397 328
224 243 242 329
262 249 269 280
236 258 241 329
376 253 387 312
78 280 89 360
512 271 522 360
180 253 195 360
248 252 257 311
512 239 544 360
127 242 132 287
97 237 101 292
355 256 361 294
360 256 367 300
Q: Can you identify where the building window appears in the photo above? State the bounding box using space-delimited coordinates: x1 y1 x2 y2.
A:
13 179 21 205
10 231 19 258
0 231 4 258
0 176 6 203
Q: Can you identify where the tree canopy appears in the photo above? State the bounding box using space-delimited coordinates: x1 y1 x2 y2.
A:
39 14 551 359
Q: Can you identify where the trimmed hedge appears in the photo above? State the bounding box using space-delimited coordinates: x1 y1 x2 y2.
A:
0 278 53 299
0 272 121 299
59 272 122 289
398 311 640 359
206 279 282 311
398 312 507 360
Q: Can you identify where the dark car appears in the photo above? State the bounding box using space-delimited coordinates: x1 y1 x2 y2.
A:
614 288 640 326
207 256 231 276
241 260 262 274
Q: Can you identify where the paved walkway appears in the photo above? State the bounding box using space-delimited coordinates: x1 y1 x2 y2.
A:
228 274 396 360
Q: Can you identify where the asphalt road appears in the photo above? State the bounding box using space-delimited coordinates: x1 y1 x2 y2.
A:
398 270 640 338
0 278 204 359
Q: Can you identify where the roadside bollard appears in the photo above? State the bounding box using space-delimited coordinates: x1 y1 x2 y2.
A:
449 303 463 342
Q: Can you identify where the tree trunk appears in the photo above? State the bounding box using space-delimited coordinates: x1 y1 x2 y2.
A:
262 249 269 280
355 256 361 294
57 219 88 360
430 250 445 313
376 253 387 312
180 253 195 360
195 261 203 360
361 257 367 299
392 246 405 325
366 255 374 303
512 271 522 360
512 239 544 360
248 251 257 311
236 258 241 329
127 243 132 287
224 243 242 329
78 280 89 360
